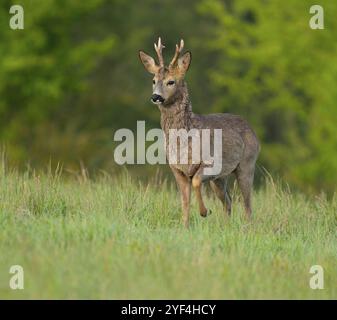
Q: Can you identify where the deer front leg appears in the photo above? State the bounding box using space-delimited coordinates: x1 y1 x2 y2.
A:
192 173 211 218
171 166 191 228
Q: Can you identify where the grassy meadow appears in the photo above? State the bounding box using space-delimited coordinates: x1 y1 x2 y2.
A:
0 166 336 299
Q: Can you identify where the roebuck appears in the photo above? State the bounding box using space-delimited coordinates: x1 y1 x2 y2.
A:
139 38 260 228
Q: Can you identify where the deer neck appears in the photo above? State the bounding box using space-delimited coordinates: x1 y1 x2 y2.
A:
159 82 193 134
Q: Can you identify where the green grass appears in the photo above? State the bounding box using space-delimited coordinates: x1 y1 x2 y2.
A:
0 167 336 299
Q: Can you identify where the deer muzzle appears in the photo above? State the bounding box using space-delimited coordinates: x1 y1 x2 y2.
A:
151 94 165 104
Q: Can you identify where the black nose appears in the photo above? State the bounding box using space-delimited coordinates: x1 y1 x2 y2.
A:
151 94 164 103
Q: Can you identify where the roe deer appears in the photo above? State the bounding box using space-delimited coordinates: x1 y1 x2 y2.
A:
139 38 260 228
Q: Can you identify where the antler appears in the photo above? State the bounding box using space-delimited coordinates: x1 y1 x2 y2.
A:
169 39 184 69
154 37 165 68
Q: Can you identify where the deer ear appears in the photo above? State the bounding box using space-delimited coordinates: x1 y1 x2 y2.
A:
177 51 191 74
139 51 159 74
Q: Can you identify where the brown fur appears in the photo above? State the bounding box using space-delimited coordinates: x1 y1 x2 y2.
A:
139 38 260 228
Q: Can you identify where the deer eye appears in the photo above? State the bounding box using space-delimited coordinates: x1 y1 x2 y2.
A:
167 80 175 86
152 80 156 84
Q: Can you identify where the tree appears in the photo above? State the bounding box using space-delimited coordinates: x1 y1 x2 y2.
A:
0 0 116 164
197 0 337 193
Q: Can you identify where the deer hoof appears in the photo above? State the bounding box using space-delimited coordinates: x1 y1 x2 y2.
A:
200 209 212 218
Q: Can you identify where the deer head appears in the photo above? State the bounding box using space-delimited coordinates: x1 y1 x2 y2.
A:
139 37 191 106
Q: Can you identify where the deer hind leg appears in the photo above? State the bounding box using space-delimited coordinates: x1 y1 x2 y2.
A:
191 170 212 217
171 166 191 228
235 162 255 219
210 177 232 216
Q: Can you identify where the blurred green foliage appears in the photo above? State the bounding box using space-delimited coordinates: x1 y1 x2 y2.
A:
0 0 336 194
